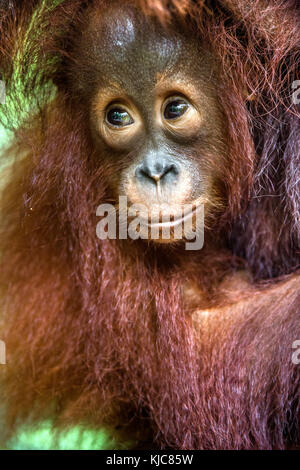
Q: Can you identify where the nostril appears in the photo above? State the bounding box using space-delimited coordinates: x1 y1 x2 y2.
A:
135 166 156 183
135 162 179 184
164 163 178 178
141 167 154 180
157 163 179 183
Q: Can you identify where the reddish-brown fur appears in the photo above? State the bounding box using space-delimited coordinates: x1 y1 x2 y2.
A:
0 0 299 449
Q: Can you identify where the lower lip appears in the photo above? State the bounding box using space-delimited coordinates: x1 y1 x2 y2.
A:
140 205 201 229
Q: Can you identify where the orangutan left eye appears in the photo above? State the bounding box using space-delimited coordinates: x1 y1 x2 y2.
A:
163 99 189 120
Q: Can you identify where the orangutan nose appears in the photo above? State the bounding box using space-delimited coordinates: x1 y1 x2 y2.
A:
135 159 179 185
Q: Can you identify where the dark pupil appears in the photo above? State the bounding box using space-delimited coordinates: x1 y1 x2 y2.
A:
107 108 132 126
164 100 188 120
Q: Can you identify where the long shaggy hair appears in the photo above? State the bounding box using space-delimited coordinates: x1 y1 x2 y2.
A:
0 0 299 449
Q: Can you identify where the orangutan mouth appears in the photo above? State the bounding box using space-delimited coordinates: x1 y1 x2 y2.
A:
139 203 202 228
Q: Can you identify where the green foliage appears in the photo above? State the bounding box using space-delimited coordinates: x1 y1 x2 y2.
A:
7 421 119 450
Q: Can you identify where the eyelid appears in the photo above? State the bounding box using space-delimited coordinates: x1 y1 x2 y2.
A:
106 101 131 112
105 101 131 116
163 95 189 107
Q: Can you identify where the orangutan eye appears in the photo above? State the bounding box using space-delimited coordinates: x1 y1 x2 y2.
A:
106 107 134 127
163 99 189 120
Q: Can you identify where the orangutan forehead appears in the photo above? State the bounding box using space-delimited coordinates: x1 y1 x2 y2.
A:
86 3 183 67
76 3 216 95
